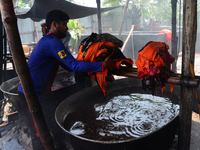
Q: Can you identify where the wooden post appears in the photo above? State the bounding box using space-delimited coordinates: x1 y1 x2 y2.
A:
0 0 55 149
171 0 178 72
131 33 135 61
118 0 130 39
178 0 197 149
121 25 134 52
30 0 39 42
0 13 3 100
96 0 102 34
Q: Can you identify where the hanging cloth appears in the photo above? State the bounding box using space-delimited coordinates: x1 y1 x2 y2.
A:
77 33 133 95
135 41 175 94
159 29 172 43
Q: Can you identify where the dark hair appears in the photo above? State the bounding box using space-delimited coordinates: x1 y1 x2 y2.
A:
46 10 70 30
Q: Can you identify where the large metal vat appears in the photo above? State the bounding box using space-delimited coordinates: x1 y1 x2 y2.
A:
0 70 92 149
55 77 180 150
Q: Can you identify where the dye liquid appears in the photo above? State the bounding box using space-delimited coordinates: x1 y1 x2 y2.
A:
64 93 179 141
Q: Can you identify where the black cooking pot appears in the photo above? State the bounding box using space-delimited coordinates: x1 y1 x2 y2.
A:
55 77 180 150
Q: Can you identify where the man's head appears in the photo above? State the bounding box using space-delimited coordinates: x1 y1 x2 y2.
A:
46 10 70 39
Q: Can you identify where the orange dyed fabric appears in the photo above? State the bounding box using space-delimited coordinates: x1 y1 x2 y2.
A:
136 42 167 75
77 41 133 96
159 29 172 43
135 41 174 93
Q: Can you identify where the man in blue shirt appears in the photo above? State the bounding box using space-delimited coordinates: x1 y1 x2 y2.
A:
19 10 117 98
18 10 119 150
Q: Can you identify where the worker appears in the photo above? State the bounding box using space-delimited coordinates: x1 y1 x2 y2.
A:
146 17 160 31
41 22 48 36
17 9 120 150
41 22 72 53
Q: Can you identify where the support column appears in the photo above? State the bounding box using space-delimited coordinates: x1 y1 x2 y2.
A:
96 0 102 34
178 0 197 149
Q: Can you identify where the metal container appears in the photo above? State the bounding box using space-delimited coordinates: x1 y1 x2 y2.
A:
55 77 180 150
0 76 20 106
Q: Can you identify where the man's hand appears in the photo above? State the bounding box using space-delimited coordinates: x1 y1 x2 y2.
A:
103 52 121 69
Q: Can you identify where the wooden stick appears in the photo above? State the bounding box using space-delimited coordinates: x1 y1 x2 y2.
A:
189 60 200 116
112 67 199 87
131 33 135 61
121 25 134 52
118 0 130 39
122 66 200 78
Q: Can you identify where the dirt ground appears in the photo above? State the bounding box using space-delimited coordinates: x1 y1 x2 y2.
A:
191 112 200 150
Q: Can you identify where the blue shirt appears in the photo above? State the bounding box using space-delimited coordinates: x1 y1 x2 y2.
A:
19 33 102 98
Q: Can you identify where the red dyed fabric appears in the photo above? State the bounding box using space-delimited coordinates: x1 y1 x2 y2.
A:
136 41 175 91
159 29 172 43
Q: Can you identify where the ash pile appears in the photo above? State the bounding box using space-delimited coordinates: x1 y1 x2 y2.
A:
0 98 32 150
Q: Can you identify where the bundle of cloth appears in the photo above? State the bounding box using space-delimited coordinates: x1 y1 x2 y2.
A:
76 32 133 95
159 29 172 43
135 41 175 94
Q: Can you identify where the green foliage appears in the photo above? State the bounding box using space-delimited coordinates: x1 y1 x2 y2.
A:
150 0 172 26
17 0 31 8
102 0 125 7
102 0 175 27
67 19 85 51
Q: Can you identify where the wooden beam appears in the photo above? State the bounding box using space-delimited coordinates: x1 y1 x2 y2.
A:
112 67 199 87
96 0 102 34
171 0 178 72
178 0 197 149
0 0 55 149
118 0 130 39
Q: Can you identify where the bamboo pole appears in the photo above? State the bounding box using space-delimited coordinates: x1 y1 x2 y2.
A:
178 0 197 149
96 0 102 34
112 67 199 87
0 0 55 149
30 0 39 42
115 66 200 78
131 32 135 61
0 13 3 101
171 0 178 72
189 60 200 115
121 25 134 52
118 0 130 39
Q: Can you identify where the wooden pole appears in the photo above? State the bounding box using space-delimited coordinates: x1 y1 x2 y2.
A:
0 13 3 101
171 0 178 72
112 67 199 87
118 0 130 39
96 0 102 34
0 0 55 149
189 60 200 114
131 32 135 61
178 0 197 149
121 25 134 52
30 0 39 42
